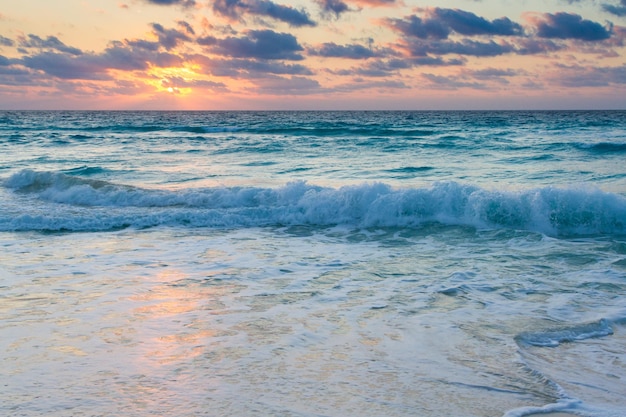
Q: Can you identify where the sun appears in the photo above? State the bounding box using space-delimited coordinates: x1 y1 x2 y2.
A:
147 65 201 96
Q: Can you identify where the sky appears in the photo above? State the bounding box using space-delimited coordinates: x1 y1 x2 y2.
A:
0 0 625 110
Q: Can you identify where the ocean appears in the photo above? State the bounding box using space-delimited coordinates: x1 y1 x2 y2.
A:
1 110 625 417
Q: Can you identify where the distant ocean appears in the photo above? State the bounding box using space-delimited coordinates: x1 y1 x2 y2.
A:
1 110 625 417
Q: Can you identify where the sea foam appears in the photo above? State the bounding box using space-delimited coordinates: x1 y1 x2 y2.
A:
3 169 626 235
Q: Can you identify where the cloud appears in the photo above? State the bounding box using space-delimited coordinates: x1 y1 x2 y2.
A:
315 0 398 18
251 75 321 95
249 0 316 26
151 23 192 50
0 64 52 87
353 59 412 77
533 12 612 41
422 73 487 89
467 67 520 84
161 76 226 90
190 54 314 77
469 68 519 78
0 35 14 47
102 41 164 70
515 38 564 55
126 39 161 51
331 55 462 79
552 63 626 87
177 20 196 36
428 8 524 37
2 0 625 106
19 34 83 55
386 8 524 40
332 79 409 94
143 0 196 7
21 52 110 80
407 38 516 57
387 15 450 39
413 56 465 66
204 29 305 60
603 0 626 16
387 9 613 59
227 59 314 75
18 36 189 81
309 42 381 59
349 0 397 6
212 0 316 27
316 0 350 17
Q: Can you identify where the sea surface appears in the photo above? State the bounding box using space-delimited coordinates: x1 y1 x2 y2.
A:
1 110 625 417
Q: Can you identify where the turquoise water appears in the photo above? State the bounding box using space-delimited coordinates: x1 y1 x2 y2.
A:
1 111 625 416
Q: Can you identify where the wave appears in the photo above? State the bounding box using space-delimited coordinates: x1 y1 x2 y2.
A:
62 166 111 176
515 319 614 347
575 142 626 154
2 169 626 234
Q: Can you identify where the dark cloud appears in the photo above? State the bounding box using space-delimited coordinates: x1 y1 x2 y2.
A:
387 8 524 40
19 34 83 56
18 37 188 81
309 42 380 59
408 38 516 57
207 29 305 60
316 0 350 17
534 12 612 41
151 23 192 50
553 63 626 87
516 38 564 55
212 0 316 27
0 35 14 47
177 20 196 36
197 35 218 46
0 55 11 66
212 0 241 19
101 42 158 71
468 68 519 83
0 64 51 87
412 56 465 66
603 0 626 16
429 8 524 37
351 0 397 5
126 39 161 51
249 0 316 26
21 52 109 80
143 0 196 7
387 15 450 39
353 59 412 77
152 52 185 67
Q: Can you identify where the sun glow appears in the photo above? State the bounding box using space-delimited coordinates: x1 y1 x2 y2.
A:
147 65 202 96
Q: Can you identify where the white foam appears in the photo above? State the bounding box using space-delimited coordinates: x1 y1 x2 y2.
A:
3 169 626 235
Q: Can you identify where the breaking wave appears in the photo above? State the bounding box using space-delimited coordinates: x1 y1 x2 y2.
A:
2 169 626 234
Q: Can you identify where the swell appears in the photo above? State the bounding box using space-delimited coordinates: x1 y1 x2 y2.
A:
2 169 625 235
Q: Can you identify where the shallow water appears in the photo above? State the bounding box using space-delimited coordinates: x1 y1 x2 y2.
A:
1 111 625 416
